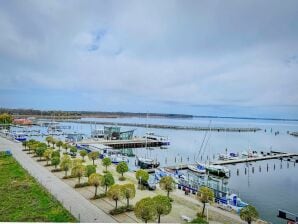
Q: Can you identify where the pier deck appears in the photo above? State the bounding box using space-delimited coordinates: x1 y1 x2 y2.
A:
144 152 298 173
80 138 165 149
211 153 298 165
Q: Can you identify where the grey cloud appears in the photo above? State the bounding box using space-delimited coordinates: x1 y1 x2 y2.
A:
0 0 298 109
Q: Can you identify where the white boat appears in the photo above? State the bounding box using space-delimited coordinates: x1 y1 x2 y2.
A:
188 163 206 174
219 152 239 161
144 132 170 145
109 154 129 164
241 150 259 158
217 193 248 213
206 164 230 178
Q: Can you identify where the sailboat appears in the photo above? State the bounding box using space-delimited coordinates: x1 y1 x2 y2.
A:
136 113 160 169
188 163 206 174
194 121 230 178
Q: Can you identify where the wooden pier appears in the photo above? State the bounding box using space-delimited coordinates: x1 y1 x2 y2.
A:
144 151 298 173
80 138 165 149
211 152 298 165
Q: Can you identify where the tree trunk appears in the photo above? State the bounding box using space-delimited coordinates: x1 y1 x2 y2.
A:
201 203 206 216
122 172 124 177
167 190 170 198
105 185 107 193
247 219 251 224
93 159 95 165
78 176 81 184
115 200 118 209
95 186 98 197
145 220 147 223
46 160 48 165
106 166 108 172
127 198 129 207
158 214 161 223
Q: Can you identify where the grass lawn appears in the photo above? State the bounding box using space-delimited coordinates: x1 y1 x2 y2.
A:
0 155 77 222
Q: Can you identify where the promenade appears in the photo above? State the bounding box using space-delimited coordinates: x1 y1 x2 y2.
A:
0 136 117 223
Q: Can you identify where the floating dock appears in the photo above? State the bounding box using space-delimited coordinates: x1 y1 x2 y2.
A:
143 151 298 173
211 152 298 165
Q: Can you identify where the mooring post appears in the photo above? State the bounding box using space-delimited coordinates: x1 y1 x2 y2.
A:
259 165 261 172
237 169 239 176
244 168 247 175
252 167 254 173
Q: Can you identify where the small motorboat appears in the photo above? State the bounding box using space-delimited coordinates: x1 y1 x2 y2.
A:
206 164 230 178
13 132 27 142
188 163 206 174
217 193 248 213
108 154 129 164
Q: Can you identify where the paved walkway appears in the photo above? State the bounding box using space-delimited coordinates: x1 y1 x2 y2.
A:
0 136 117 223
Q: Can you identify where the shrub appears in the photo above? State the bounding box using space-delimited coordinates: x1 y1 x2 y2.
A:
74 182 90 188
109 205 134 215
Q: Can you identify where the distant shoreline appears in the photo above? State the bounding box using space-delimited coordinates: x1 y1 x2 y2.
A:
1 108 298 122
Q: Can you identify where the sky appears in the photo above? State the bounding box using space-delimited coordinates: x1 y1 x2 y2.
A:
0 0 298 118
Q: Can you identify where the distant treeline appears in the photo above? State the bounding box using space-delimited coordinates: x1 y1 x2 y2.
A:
0 108 81 116
0 108 193 119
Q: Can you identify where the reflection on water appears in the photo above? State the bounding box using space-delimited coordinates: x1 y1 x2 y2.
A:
10 117 298 223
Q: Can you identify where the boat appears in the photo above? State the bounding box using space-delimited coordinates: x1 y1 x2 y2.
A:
241 150 259 158
217 193 248 213
108 154 129 164
144 132 170 146
13 132 27 142
188 163 206 174
137 157 160 169
206 164 230 178
218 152 239 161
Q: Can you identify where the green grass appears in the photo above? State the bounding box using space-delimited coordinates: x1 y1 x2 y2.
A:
0 155 77 222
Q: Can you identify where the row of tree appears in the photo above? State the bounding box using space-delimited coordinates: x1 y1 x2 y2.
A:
23 137 257 223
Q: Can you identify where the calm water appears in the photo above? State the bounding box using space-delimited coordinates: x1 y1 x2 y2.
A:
14 117 298 223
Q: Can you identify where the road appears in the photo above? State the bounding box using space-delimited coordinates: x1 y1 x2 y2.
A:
0 136 117 223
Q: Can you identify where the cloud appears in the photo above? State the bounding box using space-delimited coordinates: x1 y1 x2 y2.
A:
0 0 298 114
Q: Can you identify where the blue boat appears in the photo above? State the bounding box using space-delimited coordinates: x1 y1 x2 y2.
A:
217 193 248 213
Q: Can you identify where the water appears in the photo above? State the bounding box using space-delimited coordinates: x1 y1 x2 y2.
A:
12 116 298 223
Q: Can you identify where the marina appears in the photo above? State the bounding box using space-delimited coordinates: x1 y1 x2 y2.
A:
1 116 298 223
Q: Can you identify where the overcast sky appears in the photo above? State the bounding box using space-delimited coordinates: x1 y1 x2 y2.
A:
0 0 298 117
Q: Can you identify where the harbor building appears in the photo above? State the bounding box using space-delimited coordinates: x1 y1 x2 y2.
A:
104 126 134 140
